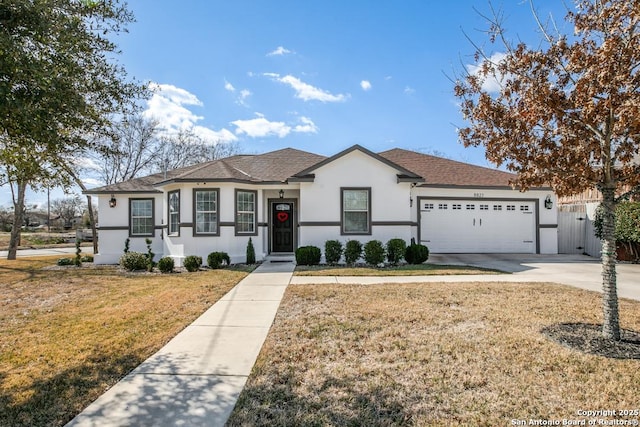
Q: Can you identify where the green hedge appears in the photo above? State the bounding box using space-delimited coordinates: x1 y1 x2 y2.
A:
119 252 149 271
295 246 321 265
344 240 362 265
324 240 343 265
386 238 407 265
208 252 231 269
363 240 385 266
183 255 202 272
405 243 429 264
157 257 175 273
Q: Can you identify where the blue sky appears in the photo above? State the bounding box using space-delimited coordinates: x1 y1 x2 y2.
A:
6 0 572 208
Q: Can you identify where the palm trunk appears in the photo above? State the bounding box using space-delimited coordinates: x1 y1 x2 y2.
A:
600 186 620 340
8 180 27 260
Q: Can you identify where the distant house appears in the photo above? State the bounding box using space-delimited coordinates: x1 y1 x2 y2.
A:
86 145 558 265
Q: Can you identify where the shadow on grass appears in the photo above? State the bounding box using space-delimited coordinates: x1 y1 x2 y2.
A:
2 350 243 427
1 351 144 427
541 322 640 359
227 371 413 426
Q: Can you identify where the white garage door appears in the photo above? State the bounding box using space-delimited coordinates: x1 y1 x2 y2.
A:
420 200 536 253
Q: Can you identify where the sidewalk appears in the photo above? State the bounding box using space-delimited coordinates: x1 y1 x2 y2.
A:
66 261 294 427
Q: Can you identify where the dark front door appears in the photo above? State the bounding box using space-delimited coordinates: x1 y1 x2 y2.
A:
272 202 294 252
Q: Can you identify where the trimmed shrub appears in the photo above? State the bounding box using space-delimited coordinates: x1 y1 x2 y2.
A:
386 238 407 265
295 246 321 266
80 255 94 263
405 243 429 264
246 237 256 264
74 239 82 267
363 240 385 266
324 240 343 265
157 257 175 273
208 251 231 269
183 255 202 272
123 238 130 254
57 258 74 266
119 252 149 271
145 238 155 272
344 240 362 265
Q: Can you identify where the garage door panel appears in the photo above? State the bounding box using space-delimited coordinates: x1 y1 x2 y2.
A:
420 200 535 253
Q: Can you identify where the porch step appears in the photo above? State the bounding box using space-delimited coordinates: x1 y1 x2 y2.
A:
265 254 296 264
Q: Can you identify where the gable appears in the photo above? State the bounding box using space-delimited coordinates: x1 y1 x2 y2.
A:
290 144 423 183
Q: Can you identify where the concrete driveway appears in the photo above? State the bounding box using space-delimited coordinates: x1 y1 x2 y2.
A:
429 253 640 301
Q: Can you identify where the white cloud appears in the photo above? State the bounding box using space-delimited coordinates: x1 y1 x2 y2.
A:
360 80 372 91
148 83 202 107
231 115 291 138
82 177 102 187
237 89 252 106
230 114 318 138
293 117 318 134
265 73 348 103
404 86 415 95
144 82 237 143
466 52 508 93
267 46 293 56
224 80 251 106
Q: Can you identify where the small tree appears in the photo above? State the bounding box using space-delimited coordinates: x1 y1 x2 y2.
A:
145 238 155 272
50 195 83 229
246 237 256 264
454 0 640 340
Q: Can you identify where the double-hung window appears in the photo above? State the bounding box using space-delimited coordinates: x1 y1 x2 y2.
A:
129 198 154 237
194 189 219 235
168 190 180 236
341 188 371 235
235 189 257 235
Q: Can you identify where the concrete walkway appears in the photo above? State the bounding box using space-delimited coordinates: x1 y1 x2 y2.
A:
66 261 294 427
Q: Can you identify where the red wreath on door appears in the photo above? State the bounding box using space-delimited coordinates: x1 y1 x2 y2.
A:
277 212 289 222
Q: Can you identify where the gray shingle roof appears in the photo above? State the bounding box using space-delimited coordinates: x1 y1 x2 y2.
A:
86 148 327 193
379 148 516 187
86 145 518 194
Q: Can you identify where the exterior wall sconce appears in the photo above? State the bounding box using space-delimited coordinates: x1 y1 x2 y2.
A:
279 189 285 199
410 196 414 207
544 195 553 210
108 194 117 208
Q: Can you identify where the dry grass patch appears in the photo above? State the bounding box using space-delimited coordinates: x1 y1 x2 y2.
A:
228 282 640 426
295 263 503 276
0 256 247 427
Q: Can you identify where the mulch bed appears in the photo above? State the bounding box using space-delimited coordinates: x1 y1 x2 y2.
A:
542 322 640 359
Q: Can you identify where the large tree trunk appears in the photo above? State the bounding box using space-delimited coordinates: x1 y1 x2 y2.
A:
8 180 27 260
600 186 620 340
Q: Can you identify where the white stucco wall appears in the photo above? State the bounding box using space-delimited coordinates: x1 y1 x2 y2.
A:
298 149 415 251
94 193 164 264
160 182 269 266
